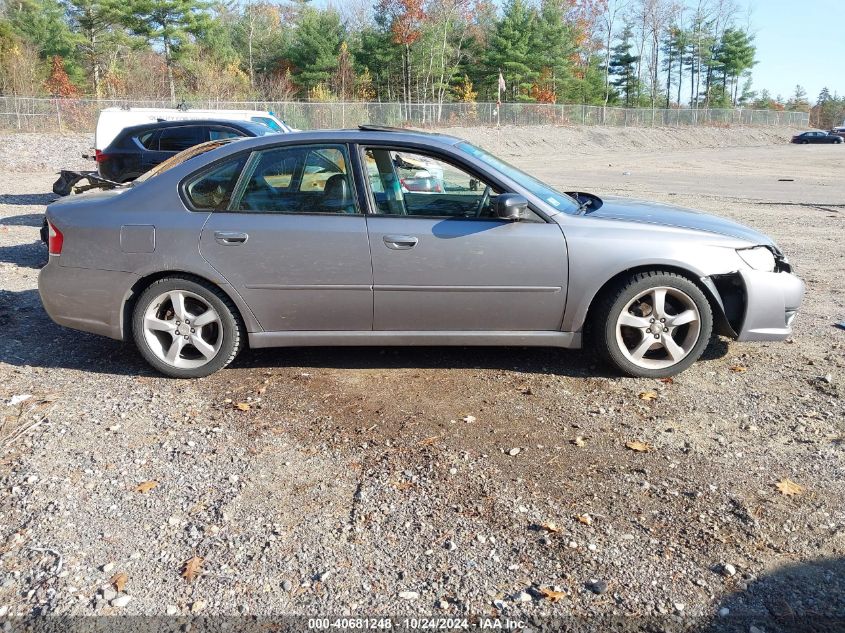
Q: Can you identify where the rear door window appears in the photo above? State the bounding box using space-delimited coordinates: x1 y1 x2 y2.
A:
158 126 204 152
233 144 358 214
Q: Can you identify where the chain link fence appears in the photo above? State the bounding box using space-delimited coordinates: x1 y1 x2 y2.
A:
0 96 810 133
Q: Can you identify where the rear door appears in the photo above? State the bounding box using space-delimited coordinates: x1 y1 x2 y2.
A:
197 143 372 332
361 146 568 332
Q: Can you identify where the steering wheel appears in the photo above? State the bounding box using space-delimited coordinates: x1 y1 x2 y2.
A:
474 185 492 217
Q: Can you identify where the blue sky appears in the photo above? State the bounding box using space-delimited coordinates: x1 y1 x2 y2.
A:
738 0 845 102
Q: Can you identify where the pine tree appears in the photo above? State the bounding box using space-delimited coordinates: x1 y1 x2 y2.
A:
121 0 214 104
714 28 755 105
288 7 343 95
609 23 639 107
530 0 574 102
484 0 537 102
785 84 809 112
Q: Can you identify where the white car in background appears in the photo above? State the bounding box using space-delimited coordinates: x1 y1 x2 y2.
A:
94 107 295 151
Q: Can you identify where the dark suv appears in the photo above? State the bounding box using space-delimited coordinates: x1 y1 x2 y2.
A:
96 119 273 182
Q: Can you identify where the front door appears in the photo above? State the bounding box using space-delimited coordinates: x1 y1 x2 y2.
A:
198 143 372 332
362 147 568 332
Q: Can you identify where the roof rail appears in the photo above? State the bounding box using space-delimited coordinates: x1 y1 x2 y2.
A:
357 124 431 134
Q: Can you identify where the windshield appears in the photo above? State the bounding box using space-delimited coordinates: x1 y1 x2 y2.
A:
457 142 580 214
134 139 241 183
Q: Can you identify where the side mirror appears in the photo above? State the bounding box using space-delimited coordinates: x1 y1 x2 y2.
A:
494 193 529 221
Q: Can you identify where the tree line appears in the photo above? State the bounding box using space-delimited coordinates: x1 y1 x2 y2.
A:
0 0 832 118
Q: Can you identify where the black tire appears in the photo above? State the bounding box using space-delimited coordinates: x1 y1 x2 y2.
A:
593 271 713 378
132 276 244 378
800 140 809 145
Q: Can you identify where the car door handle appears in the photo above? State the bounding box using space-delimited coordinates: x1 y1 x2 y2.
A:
383 235 418 250
214 231 248 245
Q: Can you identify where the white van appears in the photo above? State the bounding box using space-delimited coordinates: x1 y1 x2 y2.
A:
94 107 295 150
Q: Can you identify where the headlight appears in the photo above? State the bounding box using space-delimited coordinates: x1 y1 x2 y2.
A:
737 246 776 272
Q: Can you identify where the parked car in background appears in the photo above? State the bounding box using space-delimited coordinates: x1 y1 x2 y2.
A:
791 130 844 144
95 107 294 151
39 127 804 379
96 119 273 183
828 127 845 139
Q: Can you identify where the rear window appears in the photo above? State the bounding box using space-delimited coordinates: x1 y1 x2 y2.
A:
137 130 158 149
184 157 248 210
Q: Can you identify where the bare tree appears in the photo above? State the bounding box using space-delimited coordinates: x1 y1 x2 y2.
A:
598 0 629 114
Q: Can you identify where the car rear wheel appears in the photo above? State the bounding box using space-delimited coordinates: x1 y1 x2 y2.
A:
594 271 713 378
132 276 244 378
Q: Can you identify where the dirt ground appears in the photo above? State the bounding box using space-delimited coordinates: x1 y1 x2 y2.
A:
1 126 844 629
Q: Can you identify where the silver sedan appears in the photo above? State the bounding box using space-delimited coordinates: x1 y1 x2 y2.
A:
39 127 805 378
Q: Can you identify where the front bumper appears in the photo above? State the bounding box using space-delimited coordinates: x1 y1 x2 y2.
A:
736 269 805 341
39 259 137 341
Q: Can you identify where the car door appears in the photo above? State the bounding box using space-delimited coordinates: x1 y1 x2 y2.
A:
361 146 568 332
197 143 373 332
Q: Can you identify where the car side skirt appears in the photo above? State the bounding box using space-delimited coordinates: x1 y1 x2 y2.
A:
249 331 582 349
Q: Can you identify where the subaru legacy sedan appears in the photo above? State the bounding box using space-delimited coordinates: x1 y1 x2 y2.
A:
39 126 804 378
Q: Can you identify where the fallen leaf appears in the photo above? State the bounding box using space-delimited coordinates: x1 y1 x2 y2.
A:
234 402 251 411
638 391 658 401
418 435 439 446
539 587 566 603
575 513 593 526
181 556 204 582
540 521 562 533
110 572 127 592
729 366 748 373
135 480 159 493
776 478 805 496
658 377 674 384
626 440 652 453
572 436 586 447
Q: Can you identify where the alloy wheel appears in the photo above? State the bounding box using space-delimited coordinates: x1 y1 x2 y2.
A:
142 290 223 369
615 286 702 370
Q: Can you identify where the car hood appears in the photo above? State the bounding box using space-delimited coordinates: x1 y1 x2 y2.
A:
587 196 774 246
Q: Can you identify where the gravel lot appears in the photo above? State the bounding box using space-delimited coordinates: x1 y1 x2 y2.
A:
1 126 844 629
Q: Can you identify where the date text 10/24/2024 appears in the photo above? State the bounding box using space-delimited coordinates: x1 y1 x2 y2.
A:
307 617 526 630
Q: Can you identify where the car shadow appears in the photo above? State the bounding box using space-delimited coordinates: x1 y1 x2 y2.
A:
2 288 730 378
233 337 730 378
0 213 44 227
0 192 57 207
0 241 47 269
700 557 845 633
0 289 151 377
237 344 613 377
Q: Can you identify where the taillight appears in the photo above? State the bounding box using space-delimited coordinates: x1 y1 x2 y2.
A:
95 149 110 163
48 221 63 255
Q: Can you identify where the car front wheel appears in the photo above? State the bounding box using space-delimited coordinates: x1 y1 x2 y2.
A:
594 271 713 378
132 276 244 378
